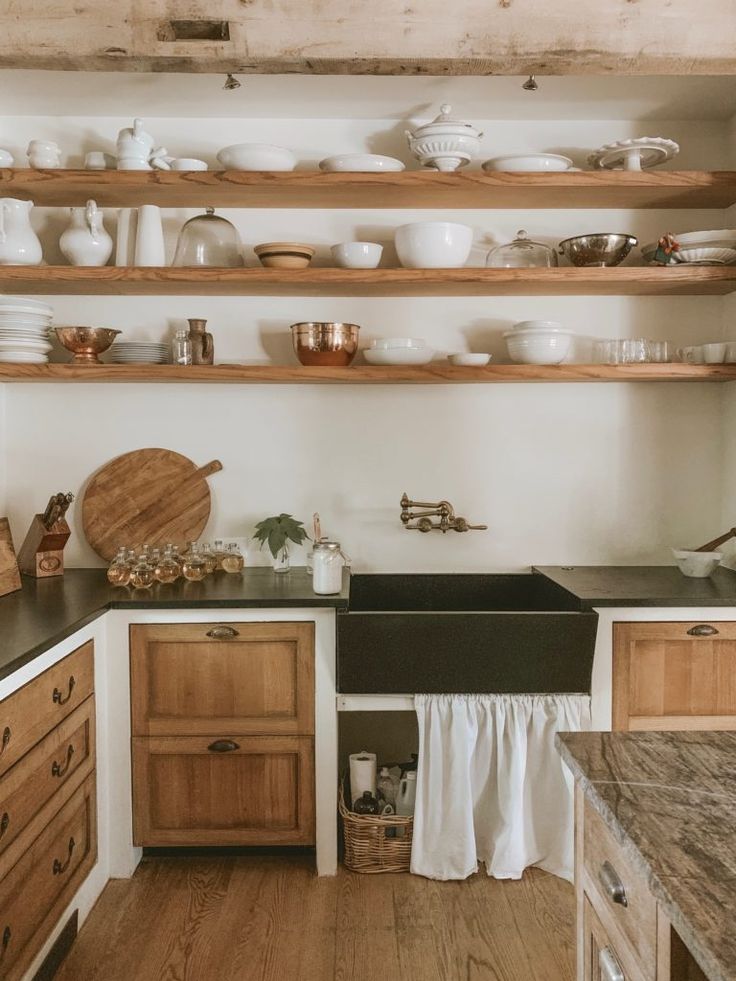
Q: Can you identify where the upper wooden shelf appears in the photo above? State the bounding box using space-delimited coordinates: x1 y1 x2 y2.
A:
1 266 736 296
2 169 736 210
1 364 734 384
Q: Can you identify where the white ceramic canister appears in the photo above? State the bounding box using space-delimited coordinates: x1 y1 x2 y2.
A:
27 140 61 169
59 199 113 267
311 540 347 595
134 205 166 266
0 198 43 265
115 208 138 266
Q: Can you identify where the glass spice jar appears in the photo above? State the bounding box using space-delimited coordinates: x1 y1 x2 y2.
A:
221 542 244 574
107 547 132 586
201 543 218 576
182 543 207 582
154 547 180 584
130 552 155 589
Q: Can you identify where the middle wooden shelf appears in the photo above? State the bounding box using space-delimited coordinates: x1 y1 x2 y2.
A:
2 266 736 296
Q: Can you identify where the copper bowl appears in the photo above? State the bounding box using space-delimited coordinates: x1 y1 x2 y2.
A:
55 326 121 364
290 322 360 366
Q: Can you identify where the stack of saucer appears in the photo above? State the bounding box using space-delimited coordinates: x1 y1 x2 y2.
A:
0 296 53 364
109 341 169 365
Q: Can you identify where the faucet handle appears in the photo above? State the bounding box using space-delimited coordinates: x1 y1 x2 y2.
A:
453 517 488 533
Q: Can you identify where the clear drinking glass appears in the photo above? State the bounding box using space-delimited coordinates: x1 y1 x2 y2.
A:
648 341 672 363
620 339 650 364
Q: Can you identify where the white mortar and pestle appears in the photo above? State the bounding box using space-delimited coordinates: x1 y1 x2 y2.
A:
672 527 736 577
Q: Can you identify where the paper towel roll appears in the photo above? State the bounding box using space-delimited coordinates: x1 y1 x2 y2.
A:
349 750 377 808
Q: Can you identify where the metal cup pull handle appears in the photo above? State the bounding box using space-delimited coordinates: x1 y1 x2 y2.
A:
207 739 240 753
53 676 76 705
52 836 75 876
0 727 9 756
599 947 625 981
0 813 9 839
598 861 628 907
0 926 11 962
51 744 75 778
206 626 240 640
687 624 719 637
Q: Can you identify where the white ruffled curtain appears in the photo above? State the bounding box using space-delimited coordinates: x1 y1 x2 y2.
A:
411 693 591 882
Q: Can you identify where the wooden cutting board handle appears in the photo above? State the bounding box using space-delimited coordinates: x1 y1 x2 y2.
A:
196 460 223 480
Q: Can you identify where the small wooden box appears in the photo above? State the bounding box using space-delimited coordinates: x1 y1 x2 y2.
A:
17 515 71 578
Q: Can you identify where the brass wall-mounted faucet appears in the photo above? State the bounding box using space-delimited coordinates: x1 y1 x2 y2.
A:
400 493 488 533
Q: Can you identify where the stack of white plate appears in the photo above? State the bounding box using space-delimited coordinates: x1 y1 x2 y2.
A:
109 342 169 364
0 296 53 364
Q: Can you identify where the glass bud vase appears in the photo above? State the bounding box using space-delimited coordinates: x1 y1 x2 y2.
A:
272 545 290 574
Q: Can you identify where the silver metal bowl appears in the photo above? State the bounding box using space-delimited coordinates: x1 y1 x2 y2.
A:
558 233 638 267
290 322 360 367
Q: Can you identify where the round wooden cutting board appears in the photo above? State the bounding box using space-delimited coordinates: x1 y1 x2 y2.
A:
82 448 223 561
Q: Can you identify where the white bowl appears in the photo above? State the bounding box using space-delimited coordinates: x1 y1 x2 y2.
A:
319 154 405 173
482 154 573 173
364 348 435 366
371 337 426 350
503 330 572 365
448 353 492 366
395 221 473 269
331 242 383 269
216 143 296 171
677 246 736 265
511 319 565 333
170 158 208 171
672 549 723 578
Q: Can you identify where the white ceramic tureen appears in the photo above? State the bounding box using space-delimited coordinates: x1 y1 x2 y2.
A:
405 104 483 172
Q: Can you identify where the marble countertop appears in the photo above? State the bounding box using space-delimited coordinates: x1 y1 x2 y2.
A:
536 565 736 608
558 731 736 981
0 568 349 682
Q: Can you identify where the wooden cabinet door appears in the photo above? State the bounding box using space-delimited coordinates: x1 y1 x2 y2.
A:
130 622 314 737
131 735 314 846
613 622 736 731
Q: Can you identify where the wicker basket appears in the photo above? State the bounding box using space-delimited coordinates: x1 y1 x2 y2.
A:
339 781 413 874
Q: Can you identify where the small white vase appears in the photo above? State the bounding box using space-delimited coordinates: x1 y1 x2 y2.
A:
115 208 138 266
59 200 113 267
134 205 165 266
0 198 43 265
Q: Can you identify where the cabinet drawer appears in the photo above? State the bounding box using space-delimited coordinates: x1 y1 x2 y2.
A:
0 697 95 877
583 800 657 977
0 774 97 981
132 735 314 847
130 623 314 736
583 894 649 981
0 642 94 778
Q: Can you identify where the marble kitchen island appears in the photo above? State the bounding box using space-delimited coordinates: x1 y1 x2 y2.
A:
558 730 736 981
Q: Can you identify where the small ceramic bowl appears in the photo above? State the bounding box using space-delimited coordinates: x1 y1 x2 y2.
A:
331 242 383 269
448 353 492 366
482 153 573 173
217 143 296 171
672 549 723 578
371 338 426 350
0 149 14 167
170 158 208 171
319 154 405 173
254 242 315 269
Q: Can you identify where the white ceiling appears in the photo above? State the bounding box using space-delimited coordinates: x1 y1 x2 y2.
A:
3 70 736 121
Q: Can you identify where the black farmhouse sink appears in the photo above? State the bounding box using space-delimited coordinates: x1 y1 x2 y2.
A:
338 573 597 695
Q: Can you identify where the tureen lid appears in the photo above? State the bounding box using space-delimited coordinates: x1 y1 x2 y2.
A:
409 104 482 139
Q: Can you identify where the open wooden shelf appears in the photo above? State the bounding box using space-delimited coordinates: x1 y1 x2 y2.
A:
2 168 736 210
2 265 736 296
2 364 734 384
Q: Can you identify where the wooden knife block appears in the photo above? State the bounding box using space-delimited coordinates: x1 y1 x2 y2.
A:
17 514 71 578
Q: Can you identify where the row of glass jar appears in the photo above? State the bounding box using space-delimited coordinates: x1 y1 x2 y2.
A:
107 540 244 589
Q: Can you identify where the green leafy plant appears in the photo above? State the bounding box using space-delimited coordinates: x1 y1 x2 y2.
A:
253 514 309 558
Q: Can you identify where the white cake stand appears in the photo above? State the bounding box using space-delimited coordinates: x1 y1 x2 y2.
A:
587 138 680 172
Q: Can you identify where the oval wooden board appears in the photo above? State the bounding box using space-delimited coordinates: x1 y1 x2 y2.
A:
82 448 223 561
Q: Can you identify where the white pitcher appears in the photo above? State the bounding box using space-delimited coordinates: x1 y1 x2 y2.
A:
0 198 43 265
134 205 166 266
59 199 113 266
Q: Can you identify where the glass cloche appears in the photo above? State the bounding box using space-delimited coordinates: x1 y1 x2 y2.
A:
485 229 558 268
172 207 244 267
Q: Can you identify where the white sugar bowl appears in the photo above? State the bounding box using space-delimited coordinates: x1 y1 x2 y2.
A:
405 104 483 172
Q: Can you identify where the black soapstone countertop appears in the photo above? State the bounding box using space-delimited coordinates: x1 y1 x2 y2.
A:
534 565 736 608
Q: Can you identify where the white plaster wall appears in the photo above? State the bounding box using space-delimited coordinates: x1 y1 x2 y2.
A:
0 107 731 571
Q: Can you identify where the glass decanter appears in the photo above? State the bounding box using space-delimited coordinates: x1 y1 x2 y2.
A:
107 547 132 587
182 542 207 582
199 543 218 576
213 538 227 571
486 229 558 268
154 547 180 584
172 208 244 268
130 552 155 589
165 543 183 578
222 542 244 574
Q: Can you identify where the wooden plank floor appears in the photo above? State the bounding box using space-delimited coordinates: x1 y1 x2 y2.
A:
55 856 575 981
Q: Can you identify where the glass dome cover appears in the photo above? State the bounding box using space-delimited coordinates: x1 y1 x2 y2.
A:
486 229 558 268
172 207 244 267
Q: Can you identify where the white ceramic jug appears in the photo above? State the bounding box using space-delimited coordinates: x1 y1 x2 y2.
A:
134 205 166 266
0 198 43 265
396 771 417 816
59 199 113 267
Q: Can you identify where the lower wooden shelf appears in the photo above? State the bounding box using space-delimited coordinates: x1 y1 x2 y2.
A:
1 363 735 384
